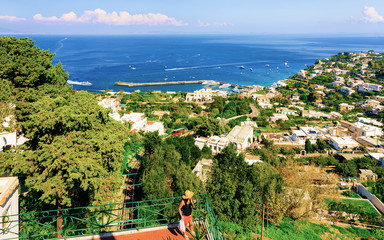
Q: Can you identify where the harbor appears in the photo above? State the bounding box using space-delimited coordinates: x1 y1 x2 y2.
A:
114 80 247 91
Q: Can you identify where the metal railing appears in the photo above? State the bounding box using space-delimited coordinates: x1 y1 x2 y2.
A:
0 194 225 240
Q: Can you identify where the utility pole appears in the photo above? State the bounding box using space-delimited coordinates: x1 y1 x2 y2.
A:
261 204 265 240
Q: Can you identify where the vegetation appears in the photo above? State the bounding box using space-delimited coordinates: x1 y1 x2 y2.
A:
0 37 129 213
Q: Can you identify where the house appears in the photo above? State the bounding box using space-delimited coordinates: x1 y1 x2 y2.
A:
297 70 306 79
359 169 378 182
0 132 17 151
192 158 213 183
334 69 349 75
291 130 307 145
372 95 384 102
152 111 170 118
362 99 381 109
349 79 364 88
340 86 355 95
143 121 165 135
226 125 254 151
291 94 300 102
241 119 258 128
121 112 147 132
302 110 328 119
358 83 383 92
194 136 230 154
329 136 359 150
98 98 118 111
338 103 355 111
368 152 384 168
108 112 121 122
328 112 343 119
357 117 383 127
332 81 344 88
269 113 289 122
276 107 297 115
341 121 383 137
0 177 19 240
244 154 263 165
185 88 227 102
258 102 273 109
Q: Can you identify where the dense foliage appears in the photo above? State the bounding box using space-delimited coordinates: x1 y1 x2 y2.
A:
0 37 129 211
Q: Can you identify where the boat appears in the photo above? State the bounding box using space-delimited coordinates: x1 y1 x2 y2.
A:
202 80 219 85
284 61 288 66
80 81 92 86
239 66 245 69
131 67 136 70
276 67 279 70
219 83 231 89
134 89 141 93
265 64 270 67
250 68 253 71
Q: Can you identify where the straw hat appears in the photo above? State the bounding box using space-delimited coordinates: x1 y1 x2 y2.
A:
182 190 194 199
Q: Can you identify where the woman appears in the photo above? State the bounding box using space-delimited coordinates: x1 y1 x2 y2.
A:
178 190 196 239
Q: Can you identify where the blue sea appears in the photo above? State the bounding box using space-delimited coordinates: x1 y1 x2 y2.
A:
19 34 384 93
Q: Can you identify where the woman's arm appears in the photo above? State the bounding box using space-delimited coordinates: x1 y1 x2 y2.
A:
178 201 184 218
191 198 196 208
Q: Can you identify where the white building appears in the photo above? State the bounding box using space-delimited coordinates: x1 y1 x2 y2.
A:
185 88 227 102
358 83 383 92
276 107 297 115
269 113 289 122
194 136 230 154
291 130 307 145
329 137 359 150
121 112 147 132
338 103 355 111
340 86 355 95
98 98 118 111
108 112 121 122
0 132 17 151
245 154 263 165
358 117 383 127
258 102 273 109
302 110 329 119
226 125 254 151
143 121 165 135
0 177 19 239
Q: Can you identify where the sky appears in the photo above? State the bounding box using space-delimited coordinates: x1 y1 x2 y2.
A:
1 0 384 35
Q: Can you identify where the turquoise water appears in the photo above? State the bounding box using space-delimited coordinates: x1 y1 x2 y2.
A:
20 34 384 92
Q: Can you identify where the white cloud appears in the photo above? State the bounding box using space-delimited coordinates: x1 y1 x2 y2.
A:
198 20 228 27
33 8 186 26
361 6 384 23
0 15 26 22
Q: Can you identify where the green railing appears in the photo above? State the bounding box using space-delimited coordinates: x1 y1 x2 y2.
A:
0 194 225 240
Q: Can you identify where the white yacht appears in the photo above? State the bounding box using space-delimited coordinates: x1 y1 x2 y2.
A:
80 81 92 86
219 83 231 89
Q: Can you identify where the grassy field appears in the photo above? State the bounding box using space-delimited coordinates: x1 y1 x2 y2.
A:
325 198 380 216
221 218 384 240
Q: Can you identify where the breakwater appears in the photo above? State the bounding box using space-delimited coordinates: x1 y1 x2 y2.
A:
114 80 206 87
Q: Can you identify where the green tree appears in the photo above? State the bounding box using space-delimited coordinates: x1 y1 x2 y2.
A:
305 139 313 153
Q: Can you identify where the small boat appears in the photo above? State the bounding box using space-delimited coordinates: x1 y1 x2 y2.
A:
233 87 240 93
284 61 288 66
80 81 92 86
219 83 231 89
239 66 245 69
250 68 253 71
265 64 270 67
202 80 219 85
276 67 279 70
131 67 136 70
134 89 141 93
